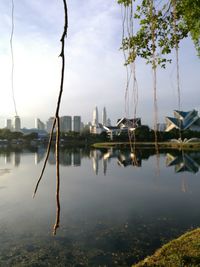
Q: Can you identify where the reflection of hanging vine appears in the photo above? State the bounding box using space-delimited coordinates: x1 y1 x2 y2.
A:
10 0 18 116
33 0 68 236
172 0 182 142
149 0 159 158
120 1 139 164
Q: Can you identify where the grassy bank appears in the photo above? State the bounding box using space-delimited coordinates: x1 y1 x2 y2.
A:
133 228 200 266
92 141 200 150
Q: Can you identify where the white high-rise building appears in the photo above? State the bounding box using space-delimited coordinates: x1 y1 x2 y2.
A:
102 107 107 126
46 117 55 133
92 106 99 126
13 116 21 132
73 116 81 132
5 119 12 131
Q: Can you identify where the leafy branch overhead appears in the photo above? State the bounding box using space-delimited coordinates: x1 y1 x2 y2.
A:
118 0 200 68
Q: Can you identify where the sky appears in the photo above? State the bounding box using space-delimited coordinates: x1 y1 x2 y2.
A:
0 0 199 128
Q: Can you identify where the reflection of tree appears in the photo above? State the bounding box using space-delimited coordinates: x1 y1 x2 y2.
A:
166 152 200 173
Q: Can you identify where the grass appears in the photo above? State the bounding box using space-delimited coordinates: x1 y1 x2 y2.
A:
133 228 200 267
92 141 200 150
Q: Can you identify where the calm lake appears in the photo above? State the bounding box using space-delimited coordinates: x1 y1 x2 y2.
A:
0 146 200 266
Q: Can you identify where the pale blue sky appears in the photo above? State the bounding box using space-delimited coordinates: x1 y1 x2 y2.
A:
0 0 199 128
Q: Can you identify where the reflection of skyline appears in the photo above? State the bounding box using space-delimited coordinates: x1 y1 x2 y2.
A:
166 152 200 173
90 148 142 175
1 149 200 176
0 152 21 168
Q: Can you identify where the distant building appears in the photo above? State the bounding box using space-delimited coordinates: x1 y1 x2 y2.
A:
107 118 111 126
46 117 55 133
102 107 107 126
60 116 72 132
165 110 200 132
35 118 45 131
13 116 21 132
157 123 166 131
116 117 141 130
5 119 12 131
73 116 81 132
92 106 99 126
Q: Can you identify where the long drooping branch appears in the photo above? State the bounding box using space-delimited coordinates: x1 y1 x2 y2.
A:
10 0 18 116
33 0 68 235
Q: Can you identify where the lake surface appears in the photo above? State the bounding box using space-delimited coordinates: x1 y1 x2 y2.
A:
0 146 200 266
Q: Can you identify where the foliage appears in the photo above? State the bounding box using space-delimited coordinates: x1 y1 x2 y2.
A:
133 228 200 266
118 0 200 67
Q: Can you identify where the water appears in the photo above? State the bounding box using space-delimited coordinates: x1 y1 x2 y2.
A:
0 146 200 266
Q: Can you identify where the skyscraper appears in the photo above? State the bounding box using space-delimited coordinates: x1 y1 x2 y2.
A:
73 116 81 132
60 116 72 132
35 118 45 131
102 107 107 126
46 117 55 133
13 116 21 132
92 106 99 126
5 119 12 131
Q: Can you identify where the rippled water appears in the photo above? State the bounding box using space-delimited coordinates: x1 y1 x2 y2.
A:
0 146 200 266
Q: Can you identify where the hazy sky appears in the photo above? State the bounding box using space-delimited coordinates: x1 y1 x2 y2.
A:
0 0 199 128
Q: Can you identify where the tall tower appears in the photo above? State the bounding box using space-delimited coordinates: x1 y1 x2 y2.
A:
73 116 81 132
60 116 72 132
6 119 12 131
102 107 107 126
92 106 99 126
13 116 21 132
35 118 45 130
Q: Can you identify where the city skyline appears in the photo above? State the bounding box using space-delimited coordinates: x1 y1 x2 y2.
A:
0 1 199 129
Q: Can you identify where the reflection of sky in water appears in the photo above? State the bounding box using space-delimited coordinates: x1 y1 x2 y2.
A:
0 148 200 265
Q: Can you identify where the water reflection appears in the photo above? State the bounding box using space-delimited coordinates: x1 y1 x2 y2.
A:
166 151 200 173
1 147 200 175
0 146 200 266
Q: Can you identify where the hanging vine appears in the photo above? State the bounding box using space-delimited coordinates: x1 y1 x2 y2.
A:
118 0 199 149
33 0 68 236
120 0 139 164
10 0 18 116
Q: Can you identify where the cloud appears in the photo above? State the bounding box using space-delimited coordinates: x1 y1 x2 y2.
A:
0 0 199 129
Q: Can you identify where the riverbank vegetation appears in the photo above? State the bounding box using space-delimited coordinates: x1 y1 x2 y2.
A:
133 228 200 266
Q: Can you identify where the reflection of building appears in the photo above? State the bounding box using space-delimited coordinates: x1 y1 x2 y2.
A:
13 116 21 132
5 154 11 164
13 152 20 167
34 147 46 164
166 152 200 173
60 116 72 132
165 110 200 132
73 116 81 132
73 150 81 166
117 152 142 167
64 152 72 166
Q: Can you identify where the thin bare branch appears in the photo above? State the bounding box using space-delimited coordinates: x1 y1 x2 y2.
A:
33 117 56 198
33 0 68 235
10 0 18 116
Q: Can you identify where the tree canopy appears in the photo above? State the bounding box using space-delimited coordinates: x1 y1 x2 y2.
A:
118 0 200 67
